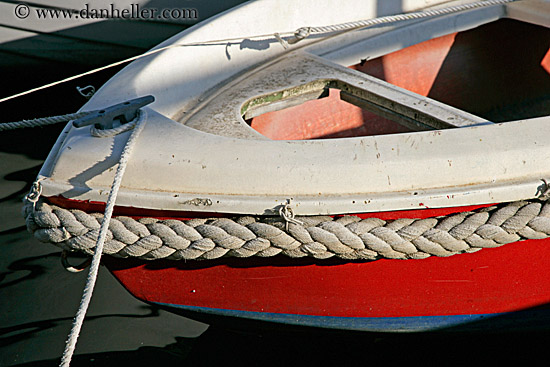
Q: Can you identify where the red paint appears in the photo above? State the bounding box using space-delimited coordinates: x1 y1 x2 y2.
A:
107 238 550 318
68 20 550 320
248 19 550 140
542 47 550 74
48 196 226 220
48 195 494 221
50 195 542 318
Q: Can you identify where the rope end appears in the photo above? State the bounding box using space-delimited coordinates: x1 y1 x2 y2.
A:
274 33 289 49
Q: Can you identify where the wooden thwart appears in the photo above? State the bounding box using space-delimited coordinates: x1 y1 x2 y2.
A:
241 54 492 131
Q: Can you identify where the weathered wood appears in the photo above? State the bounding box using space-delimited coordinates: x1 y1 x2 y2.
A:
339 91 432 131
239 54 492 132
335 75 492 129
244 88 329 119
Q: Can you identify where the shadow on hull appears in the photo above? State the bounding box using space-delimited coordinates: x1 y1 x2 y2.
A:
154 301 550 334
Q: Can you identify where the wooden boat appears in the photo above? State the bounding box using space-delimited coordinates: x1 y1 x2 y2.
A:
25 0 550 332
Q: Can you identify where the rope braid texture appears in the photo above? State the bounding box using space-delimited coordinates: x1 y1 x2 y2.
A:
0 112 91 131
58 110 147 367
288 0 518 43
24 198 550 261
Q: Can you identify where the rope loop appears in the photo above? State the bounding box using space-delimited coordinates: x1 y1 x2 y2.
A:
24 180 42 204
279 199 304 231
89 117 138 138
76 85 95 99
61 250 92 273
288 27 311 44
59 108 148 367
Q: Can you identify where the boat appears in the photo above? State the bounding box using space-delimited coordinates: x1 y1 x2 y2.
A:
23 0 550 332
0 0 245 66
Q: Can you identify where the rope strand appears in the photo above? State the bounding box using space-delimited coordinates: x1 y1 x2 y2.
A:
288 0 517 43
25 198 550 262
0 112 91 131
59 110 147 367
0 31 291 105
0 0 516 104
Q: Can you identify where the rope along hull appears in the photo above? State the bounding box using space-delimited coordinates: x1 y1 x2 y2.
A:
27 198 550 331
25 198 550 261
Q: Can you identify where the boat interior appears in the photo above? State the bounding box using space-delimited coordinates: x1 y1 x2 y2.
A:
247 19 550 140
36 1 550 218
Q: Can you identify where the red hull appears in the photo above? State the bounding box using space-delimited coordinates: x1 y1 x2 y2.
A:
106 233 550 320
97 201 550 331
95 19 550 331
46 192 550 329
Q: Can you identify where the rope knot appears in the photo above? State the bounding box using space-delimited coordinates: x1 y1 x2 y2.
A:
24 178 43 211
279 200 304 231
538 179 550 200
76 85 95 99
288 27 311 44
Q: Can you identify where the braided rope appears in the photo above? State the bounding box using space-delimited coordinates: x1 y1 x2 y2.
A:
24 198 550 261
0 112 91 131
89 119 137 137
59 110 147 367
288 0 517 43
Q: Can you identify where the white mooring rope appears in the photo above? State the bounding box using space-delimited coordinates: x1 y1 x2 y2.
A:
5 1 522 364
0 112 91 131
287 0 517 43
58 110 147 367
0 0 516 106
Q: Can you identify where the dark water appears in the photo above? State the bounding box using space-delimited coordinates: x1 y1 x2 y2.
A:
1 6 550 367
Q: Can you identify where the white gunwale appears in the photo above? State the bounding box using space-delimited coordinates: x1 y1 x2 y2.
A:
38 0 550 215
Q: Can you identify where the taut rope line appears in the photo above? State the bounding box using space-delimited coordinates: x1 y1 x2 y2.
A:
5 2 523 364
58 111 147 367
287 0 517 44
0 112 91 131
0 0 516 105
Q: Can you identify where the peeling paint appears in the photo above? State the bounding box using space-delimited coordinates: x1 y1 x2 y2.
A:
181 198 213 206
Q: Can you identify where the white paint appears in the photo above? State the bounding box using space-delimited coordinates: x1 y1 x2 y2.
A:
38 0 550 215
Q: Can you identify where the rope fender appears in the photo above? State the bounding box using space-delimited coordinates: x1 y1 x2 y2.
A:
24 198 550 261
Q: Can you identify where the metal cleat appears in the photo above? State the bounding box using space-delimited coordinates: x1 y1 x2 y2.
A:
73 95 155 130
